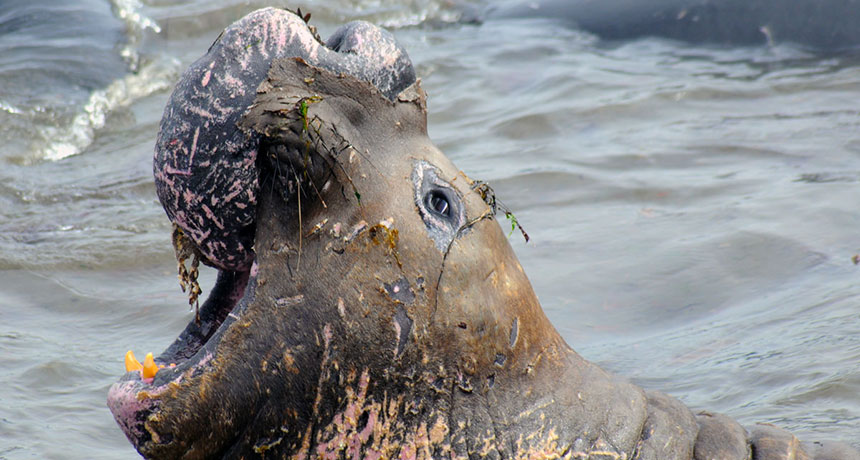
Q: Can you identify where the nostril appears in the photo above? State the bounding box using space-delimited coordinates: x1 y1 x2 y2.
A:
326 28 347 52
324 20 417 101
326 21 389 57
326 23 362 54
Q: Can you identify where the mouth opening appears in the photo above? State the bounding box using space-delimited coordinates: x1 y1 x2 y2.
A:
158 267 251 365
119 265 254 385
108 265 255 451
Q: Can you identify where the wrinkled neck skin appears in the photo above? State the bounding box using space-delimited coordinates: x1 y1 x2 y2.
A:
170 182 646 459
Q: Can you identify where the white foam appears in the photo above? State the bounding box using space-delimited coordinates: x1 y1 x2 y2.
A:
42 57 180 161
111 0 162 71
113 0 161 34
41 0 174 162
0 100 22 115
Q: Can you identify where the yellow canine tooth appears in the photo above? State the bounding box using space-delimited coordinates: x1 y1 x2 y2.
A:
125 350 143 373
142 352 158 379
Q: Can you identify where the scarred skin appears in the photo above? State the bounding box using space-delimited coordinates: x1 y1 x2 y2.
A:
108 8 859 459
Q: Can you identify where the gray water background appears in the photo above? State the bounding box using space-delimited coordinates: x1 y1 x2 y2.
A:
1 0 859 457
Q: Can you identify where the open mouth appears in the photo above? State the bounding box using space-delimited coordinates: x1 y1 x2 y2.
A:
107 266 254 450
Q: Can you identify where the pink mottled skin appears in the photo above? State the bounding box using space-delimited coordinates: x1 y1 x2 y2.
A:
314 370 380 460
108 371 182 447
107 381 159 442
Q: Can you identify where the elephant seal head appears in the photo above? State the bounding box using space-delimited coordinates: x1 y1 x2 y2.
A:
109 8 585 459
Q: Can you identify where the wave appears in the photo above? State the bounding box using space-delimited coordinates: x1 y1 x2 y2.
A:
0 100 22 115
347 0 480 28
36 0 175 162
278 0 484 29
41 56 180 161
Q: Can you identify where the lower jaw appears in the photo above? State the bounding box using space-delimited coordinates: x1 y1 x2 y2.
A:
107 266 254 451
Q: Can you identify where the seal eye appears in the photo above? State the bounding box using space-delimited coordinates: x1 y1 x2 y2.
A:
412 160 466 252
426 191 450 218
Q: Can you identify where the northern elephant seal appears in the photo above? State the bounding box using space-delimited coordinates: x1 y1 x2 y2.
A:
108 8 859 459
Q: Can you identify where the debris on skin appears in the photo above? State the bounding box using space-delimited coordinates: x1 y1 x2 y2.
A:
344 220 368 243
276 294 305 307
368 219 401 267
465 174 530 243
172 224 205 321
306 218 329 237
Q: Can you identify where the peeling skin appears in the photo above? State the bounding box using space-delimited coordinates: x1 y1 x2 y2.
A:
108 7 859 460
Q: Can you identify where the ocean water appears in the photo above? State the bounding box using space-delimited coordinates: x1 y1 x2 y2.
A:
1 1 858 458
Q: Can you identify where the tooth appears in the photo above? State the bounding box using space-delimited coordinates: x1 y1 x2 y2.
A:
125 350 143 372
142 352 159 379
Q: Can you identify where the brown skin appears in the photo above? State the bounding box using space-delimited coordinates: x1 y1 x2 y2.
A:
109 57 858 459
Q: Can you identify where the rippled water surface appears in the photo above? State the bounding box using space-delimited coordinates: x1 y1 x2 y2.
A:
1 1 859 458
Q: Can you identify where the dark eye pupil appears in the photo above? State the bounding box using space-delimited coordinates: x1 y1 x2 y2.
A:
428 192 450 217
